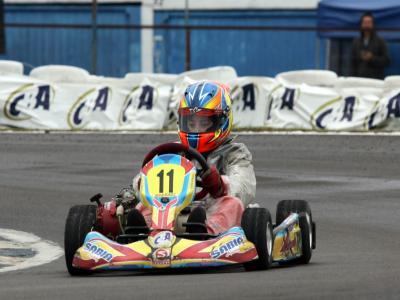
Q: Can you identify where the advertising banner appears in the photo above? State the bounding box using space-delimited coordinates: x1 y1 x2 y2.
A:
0 66 400 131
0 75 172 130
229 77 277 128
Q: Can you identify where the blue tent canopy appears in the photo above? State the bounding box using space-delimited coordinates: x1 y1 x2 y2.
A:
317 0 400 40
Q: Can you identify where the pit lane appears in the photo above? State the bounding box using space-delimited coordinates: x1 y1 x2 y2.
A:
0 132 399 299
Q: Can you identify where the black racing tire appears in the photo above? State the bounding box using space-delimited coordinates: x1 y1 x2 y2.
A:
297 212 312 264
64 204 97 275
275 200 314 264
241 207 273 271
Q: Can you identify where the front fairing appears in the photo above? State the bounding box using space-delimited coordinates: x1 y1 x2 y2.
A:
71 213 304 271
139 154 197 230
72 227 258 270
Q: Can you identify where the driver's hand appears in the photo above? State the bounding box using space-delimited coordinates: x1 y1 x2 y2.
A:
201 165 228 198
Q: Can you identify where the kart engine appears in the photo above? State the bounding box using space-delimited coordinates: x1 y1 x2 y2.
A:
91 188 139 239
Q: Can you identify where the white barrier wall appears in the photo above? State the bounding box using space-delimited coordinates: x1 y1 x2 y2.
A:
0 64 176 130
0 75 121 130
118 76 175 130
229 76 277 128
0 62 400 131
0 60 24 76
266 83 339 130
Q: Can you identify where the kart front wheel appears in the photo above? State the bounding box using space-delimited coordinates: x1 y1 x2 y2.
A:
276 200 315 264
64 204 97 275
241 207 273 271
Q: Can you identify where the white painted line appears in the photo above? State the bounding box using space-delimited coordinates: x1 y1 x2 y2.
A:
234 131 400 136
1 130 400 136
0 228 64 273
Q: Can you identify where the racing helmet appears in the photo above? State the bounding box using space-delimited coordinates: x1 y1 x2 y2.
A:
178 81 233 153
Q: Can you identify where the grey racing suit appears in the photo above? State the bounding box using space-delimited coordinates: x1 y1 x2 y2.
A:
134 136 256 234
204 135 256 208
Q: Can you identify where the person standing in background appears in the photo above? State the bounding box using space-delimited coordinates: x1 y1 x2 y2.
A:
351 12 390 79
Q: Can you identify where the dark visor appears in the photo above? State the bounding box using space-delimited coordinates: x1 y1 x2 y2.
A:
178 108 226 133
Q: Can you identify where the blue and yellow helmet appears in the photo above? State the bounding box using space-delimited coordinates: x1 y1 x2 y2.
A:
178 81 233 153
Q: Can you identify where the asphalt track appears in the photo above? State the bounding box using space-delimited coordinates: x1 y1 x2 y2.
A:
0 132 399 300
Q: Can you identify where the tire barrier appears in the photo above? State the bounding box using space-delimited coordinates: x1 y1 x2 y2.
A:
0 62 399 131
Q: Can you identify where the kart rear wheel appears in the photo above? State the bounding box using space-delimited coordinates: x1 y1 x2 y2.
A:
275 200 315 264
64 204 97 275
241 207 273 271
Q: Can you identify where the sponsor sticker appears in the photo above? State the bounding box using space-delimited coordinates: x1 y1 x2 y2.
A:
152 248 171 266
149 231 175 248
280 232 297 254
84 241 113 262
210 236 244 259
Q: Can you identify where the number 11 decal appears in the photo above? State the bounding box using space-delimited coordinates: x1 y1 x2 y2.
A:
157 169 174 193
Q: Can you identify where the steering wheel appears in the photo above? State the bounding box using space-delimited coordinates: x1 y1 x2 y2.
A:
141 142 209 200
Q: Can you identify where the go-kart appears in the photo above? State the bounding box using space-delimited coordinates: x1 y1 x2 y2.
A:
64 143 316 275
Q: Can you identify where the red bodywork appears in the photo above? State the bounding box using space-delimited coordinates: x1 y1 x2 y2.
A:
95 201 120 238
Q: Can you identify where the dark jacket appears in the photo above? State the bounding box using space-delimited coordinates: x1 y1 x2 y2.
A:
351 32 390 79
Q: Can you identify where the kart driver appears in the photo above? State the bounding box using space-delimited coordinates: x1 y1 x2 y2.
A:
131 81 256 235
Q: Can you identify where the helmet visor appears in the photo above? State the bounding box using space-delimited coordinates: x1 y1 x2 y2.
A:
178 108 226 133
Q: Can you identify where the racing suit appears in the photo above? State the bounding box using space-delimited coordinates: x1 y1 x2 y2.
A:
136 136 256 235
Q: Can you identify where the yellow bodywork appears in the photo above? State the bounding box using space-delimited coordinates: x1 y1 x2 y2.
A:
272 221 302 262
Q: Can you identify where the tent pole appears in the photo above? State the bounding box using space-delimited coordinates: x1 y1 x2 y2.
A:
326 39 331 70
91 0 98 74
315 37 320 69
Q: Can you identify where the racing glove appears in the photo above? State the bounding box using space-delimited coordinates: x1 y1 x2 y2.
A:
201 165 228 199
